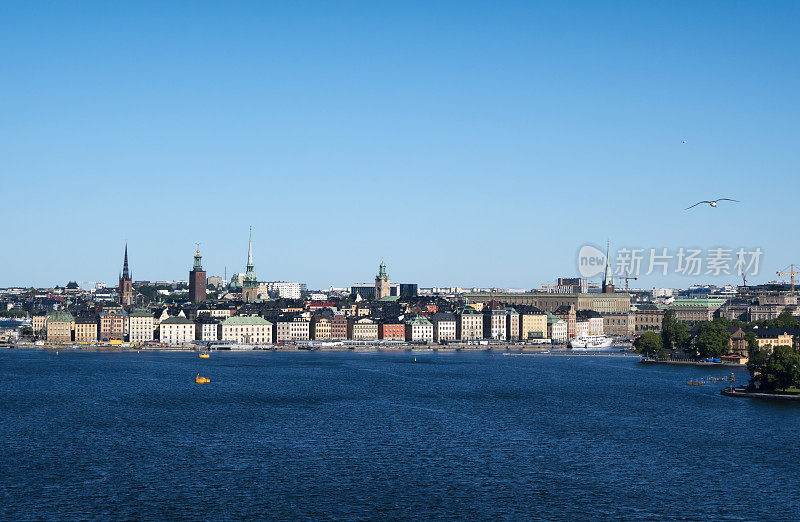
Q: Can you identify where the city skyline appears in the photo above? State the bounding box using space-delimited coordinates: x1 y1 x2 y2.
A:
2 3 799 288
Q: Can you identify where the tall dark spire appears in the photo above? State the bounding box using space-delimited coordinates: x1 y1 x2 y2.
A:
122 244 130 280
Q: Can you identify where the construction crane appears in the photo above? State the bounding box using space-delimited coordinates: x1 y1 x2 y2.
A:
608 271 638 293
776 264 800 294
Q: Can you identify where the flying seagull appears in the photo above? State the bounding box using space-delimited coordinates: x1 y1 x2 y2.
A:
685 198 739 210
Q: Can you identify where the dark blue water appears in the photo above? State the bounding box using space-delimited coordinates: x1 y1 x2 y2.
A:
1 349 799 520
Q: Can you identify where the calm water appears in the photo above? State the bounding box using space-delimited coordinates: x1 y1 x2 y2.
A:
1 349 799 520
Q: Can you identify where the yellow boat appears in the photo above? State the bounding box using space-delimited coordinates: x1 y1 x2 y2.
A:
195 374 210 383
199 353 210 358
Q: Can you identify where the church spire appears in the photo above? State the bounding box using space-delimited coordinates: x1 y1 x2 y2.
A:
247 226 254 269
122 244 130 280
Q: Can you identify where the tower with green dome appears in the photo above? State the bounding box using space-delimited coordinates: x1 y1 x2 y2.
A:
374 259 391 299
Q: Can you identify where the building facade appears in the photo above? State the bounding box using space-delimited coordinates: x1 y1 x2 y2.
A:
220 316 272 345
46 311 74 343
159 316 196 345
432 313 457 342
127 310 155 343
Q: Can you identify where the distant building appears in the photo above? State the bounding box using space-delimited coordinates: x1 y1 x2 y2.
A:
554 305 577 339
331 314 348 340
576 310 604 335
74 316 98 343
195 315 220 342
127 310 154 343
556 278 588 294
406 316 433 342
32 314 47 336
669 298 726 325
374 260 391 300
379 320 406 341
311 315 332 340
220 316 272 345
634 304 665 333
100 305 126 342
483 300 507 340
348 317 379 340
399 284 418 298
547 313 568 342
431 313 457 342
601 312 634 337
188 247 207 303
261 281 302 300
456 306 483 340
118 244 133 306
506 307 520 341
160 316 196 345
46 311 74 343
518 306 548 340
242 228 258 303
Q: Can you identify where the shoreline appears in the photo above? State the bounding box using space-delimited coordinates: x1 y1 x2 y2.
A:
4 341 636 355
639 358 746 368
721 386 800 401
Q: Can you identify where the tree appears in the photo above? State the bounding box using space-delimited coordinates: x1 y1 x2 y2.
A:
661 310 690 352
761 345 800 392
633 332 662 358
746 343 770 389
693 321 731 359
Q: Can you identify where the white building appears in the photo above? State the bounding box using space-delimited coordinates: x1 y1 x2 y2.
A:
195 317 220 342
432 313 457 342
159 317 196 345
220 316 273 345
405 316 434 342
260 281 303 300
127 311 155 343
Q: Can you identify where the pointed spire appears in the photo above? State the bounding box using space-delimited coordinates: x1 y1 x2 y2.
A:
122 243 130 280
247 226 254 268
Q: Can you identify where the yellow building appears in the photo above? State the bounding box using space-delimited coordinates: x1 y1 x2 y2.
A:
519 309 548 340
46 311 74 343
74 317 98 343
32 314 47 336
311 316 332 340
220 316 272 345
347 317 379 340
754 330 794 354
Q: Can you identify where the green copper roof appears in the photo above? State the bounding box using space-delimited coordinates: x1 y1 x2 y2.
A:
222 316 272 326
47 310 74 323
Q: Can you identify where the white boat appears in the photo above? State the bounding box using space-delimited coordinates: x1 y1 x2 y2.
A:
569 335 613 350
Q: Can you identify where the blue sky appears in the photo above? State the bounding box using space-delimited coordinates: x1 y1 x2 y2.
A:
1 1 798 290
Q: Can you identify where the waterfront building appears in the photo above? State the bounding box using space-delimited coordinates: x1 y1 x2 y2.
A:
634 304 665 332
456 306 483 340
220 316 272 345
290 317 310 341
374 260 391 300
554 305 577 339
348 317 379 340
195 315 220 342
32 314 47 336
506 307 520 341
547 313 568 342
118 244 133 306
517 306 548 340
379 321 406 341
331 313 348 340
311 315 332 340
242 229 258 303
576 310 604 335
45 310 74 343
127 310 155 343
405 316 434 342
602 312 635 337
431 313 457 342
188 247 207 303
482 300 507 340
74 316 99 343
159 316 195 345
669 298 726 325
100 305 126 342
